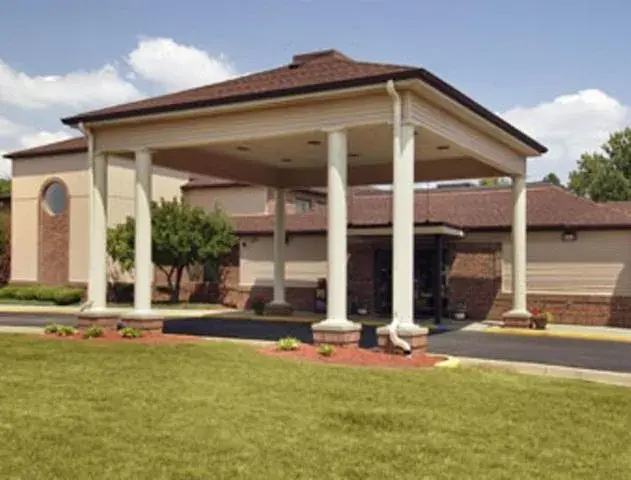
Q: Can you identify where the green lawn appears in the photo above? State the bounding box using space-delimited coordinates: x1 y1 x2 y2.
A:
0 336 629 479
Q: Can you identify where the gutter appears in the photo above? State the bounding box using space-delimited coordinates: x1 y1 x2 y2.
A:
385 80 412 357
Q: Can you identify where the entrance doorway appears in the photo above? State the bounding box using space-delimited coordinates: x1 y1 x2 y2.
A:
373 238 450 322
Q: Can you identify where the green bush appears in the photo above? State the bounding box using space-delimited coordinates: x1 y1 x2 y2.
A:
82 326 104 339
276 337 301 351
119 327 143 339
317 344 335 357
44 323 61 334
0 285 83 305
56 326 76 337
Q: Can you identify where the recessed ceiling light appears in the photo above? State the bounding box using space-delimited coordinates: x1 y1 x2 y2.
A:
437 145 450 151
307 140 321 146
280 158 292 163
236 146 250 152
348 153 360 158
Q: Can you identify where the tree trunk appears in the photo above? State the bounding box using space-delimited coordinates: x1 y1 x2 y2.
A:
171 266 185 304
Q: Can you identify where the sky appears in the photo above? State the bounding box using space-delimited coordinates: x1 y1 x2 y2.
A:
1 0 631 181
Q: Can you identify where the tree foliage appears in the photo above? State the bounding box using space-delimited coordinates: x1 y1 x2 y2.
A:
542 172 562 186
568 128 631 202
478 177 509 187
0 178 11 196
107 199 237 303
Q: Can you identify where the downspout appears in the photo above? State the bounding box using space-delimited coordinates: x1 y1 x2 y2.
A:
386 80 412 356
77 122 94 313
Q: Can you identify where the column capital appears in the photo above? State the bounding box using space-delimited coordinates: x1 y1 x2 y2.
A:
322 126 348 134
134 147 154 155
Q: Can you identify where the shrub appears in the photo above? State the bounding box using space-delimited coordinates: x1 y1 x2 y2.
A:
0 285 83 305
82 326 104 339
56 326 76 337
317 344 335 357
251 296 266 316
119 327 143 339
44 323 61 334
276 337 301 351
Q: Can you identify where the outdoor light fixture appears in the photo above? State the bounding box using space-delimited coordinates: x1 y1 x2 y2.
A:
437 145 450 151
348 153 359 158
236 146 250 152
280 158 292 163
561 230 578 242
307 140 321 146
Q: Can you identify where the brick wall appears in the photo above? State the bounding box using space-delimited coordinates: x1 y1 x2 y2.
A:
449 240 631 328
38 180 69 285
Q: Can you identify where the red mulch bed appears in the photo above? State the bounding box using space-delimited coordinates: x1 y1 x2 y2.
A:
43 331 201 344
260 344 447 368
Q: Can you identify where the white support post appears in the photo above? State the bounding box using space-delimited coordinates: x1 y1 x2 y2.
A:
392 123 416 327
267 188 291 313
133 149 153 314
88 152 108 311
506 175 530 319
311 128 360 339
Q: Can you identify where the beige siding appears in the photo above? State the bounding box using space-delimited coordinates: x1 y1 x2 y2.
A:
184 187 268 216
11 152 190 284
240 235 326 287
502 231 631 296
94 93 392 152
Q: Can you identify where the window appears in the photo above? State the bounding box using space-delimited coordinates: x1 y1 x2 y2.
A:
42 181 67 216
203 259 220 282
294 198 313 213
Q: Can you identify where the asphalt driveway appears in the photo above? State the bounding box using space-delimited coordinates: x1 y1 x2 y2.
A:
2 313 631 373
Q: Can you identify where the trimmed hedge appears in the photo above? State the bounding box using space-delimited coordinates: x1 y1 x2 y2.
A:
0 285 84 305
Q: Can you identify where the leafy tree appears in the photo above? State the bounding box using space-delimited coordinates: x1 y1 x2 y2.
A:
568 128 631 201
0 178 10 196
542 172 562 186
478 177 509 187
107 199 237 303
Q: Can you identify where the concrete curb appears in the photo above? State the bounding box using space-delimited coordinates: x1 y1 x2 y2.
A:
435 356 461 368
453 356 631 388
0 305 236 318
0 326 44 334
485 326 631 344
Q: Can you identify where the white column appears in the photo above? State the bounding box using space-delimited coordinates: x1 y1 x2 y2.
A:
325 129 349 322
271 188 287 305
134 149 153 313
392 123 416 326
508 174 529 317
88 152 108 311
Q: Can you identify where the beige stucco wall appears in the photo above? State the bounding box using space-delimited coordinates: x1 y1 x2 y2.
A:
11 153 190 284
463 230 631 296
239 235 327 287
184 186 268 216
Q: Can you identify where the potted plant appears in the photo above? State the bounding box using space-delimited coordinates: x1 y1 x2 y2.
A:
530 308 552 330
251 295 266 316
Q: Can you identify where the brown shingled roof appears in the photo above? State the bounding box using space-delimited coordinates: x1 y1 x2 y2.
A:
232 184 631 234
4 136 87 159
61 49 546 153
182 177 247 189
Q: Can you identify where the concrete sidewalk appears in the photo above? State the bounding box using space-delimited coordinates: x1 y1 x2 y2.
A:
481 321 631 343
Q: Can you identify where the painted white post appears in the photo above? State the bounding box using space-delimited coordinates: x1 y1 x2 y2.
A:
508 175 529 317
88 152 108 311
134 149 153 314
271 188 288 306
392 123 416 327
312 129 359 336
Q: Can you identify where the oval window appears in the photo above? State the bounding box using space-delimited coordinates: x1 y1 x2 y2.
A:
42 181 67 216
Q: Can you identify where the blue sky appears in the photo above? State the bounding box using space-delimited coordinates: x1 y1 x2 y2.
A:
1 0 630 180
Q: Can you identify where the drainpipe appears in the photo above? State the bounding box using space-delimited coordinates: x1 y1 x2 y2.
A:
386 80 412 356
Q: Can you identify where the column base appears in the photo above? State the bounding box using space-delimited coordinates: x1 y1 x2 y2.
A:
376 324 429 354
264 300 293 316
311 319 361 347
502 309 532 328
119 312 165 332
77 310 119 330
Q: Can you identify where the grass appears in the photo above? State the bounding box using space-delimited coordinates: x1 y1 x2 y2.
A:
0 336 630 479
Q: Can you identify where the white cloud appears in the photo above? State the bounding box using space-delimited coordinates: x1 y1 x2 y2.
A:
0 60 143 110
17 129 73 149
502 89 631 182
126 37 236 91
0 115 22 137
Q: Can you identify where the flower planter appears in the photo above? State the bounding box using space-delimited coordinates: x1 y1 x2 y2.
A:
530 314 548 330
